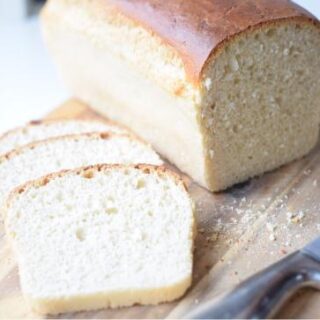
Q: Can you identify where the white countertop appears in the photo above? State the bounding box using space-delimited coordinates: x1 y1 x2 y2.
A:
0 0 319 134
0 17 68 133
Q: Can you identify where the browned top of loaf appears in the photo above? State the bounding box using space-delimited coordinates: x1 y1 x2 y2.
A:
108 0 317 83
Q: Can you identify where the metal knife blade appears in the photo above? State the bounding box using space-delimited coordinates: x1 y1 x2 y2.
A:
301 237 320 263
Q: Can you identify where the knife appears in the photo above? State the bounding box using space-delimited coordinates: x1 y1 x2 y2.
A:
186 237 320 319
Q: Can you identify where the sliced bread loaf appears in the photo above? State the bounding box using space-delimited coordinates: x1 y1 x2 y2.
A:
42 0 320 191
0 119 128 157
0 133 162 213
5 164 194 314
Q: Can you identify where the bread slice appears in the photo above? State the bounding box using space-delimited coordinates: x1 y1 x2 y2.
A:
0 133 162 213
0 119 128 157
41 0 320 191
4 164 194 314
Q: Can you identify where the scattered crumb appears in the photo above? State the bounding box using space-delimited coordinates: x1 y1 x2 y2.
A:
313 179 318 187
269 234 276 241
241 197 247 203
204 78 212 90
194 299 199 304
206 233 219 243
304 169 312 175
286 211 305 224
266 223 276 232
286 211 293 220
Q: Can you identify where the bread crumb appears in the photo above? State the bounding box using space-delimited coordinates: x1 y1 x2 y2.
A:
304 169 311 175
283 48 290 56
269 234 276 241
266 223 276 232
229 56 239 71
281 249 287 255
287 211 305 224
207 233 219 243
204 78 212 90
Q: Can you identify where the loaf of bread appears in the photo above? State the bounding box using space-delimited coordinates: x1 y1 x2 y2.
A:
5 164 194 314
0 119 127 156
41 0 320 191
0 133 161 212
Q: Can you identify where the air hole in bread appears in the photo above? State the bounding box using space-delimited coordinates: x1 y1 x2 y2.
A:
142 168 150 174
75 228 85 241
106 207 118 214
65 204 73 211
83 170 94 179
136 179 146 189
107 196 114 202
266 28 276 37
100 132 109 139
232 125 239 133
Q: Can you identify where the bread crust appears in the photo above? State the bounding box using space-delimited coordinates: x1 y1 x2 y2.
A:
69 0 319 83
0 118 132 151
0 132 154 163
8 163 188 202
27 277 192 314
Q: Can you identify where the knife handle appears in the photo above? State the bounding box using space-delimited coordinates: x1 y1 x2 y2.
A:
186 252 320 319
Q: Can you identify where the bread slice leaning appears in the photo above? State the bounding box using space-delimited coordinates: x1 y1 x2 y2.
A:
5 164 195 315
0 119 128 157
0 132 162 213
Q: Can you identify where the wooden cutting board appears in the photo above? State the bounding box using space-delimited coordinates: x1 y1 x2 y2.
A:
0 99 320 319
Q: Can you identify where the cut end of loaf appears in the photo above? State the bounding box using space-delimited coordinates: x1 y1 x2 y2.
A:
41 0 320 192
201 20 320 190
5 164 195 315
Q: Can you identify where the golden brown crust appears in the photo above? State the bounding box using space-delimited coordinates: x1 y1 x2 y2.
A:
106 0 319 82
5 164 189 214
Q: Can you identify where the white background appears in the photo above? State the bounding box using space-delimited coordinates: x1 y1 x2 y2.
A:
0 0 319 134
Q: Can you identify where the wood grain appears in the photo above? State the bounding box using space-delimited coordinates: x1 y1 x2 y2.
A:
0 99 319 319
